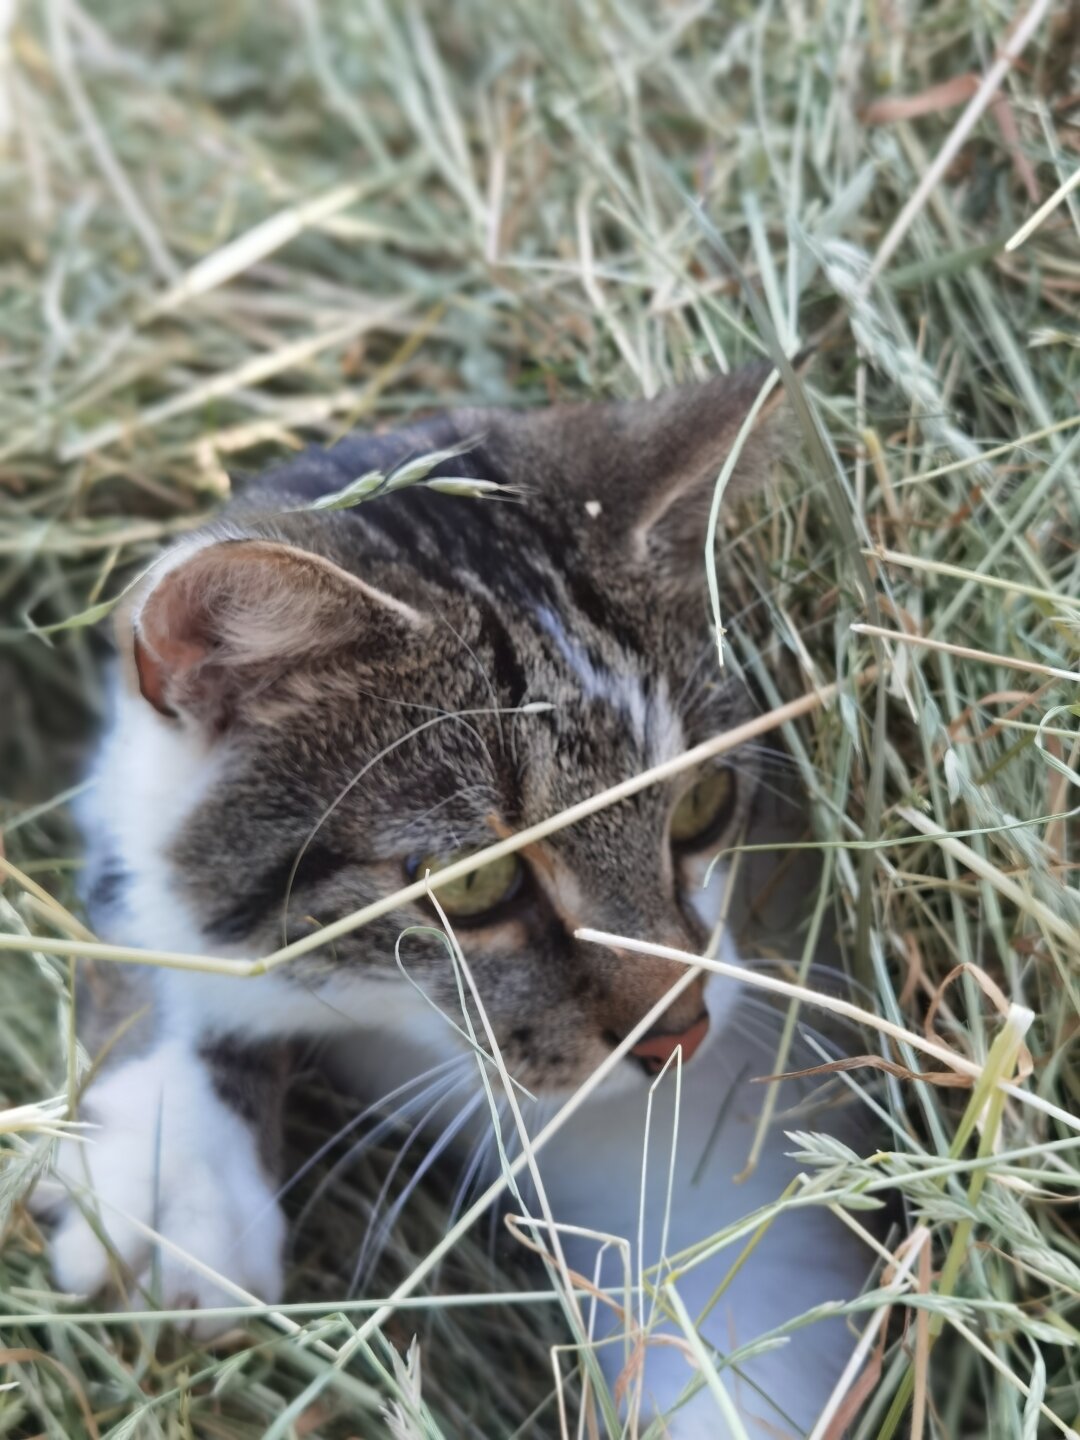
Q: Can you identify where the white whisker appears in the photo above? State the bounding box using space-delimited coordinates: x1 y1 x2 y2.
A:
348 1076 478 1288
288 1067 473 1241
352 1088 488 1292
275 1054 469 1210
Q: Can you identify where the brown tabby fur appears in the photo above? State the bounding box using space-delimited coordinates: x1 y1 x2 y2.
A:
86 366 785 1096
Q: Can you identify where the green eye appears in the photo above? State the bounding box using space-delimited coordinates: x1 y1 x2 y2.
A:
409 850 523 920
670 769 737 849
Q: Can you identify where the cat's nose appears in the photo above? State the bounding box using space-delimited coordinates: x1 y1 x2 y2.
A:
629 1012 709 1075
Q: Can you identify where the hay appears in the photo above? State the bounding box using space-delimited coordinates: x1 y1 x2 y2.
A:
2 0 1079 1435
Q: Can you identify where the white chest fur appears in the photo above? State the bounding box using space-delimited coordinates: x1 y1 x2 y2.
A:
329 972 872 1439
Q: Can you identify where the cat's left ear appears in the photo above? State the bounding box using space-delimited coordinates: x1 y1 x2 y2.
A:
520 360 799 575
616 362 794 567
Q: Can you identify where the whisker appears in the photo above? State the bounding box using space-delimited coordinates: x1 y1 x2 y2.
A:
736 742 812 775
733 999 893 1106
437 612 505 754
737 768 818 815
280 701 543 929
450 1120 499 1225
288 1068 472 1241
426 1118 505 1301
738 991 851 1046
275 1054 468 1209
727 1004 846 1074
487 1095 524 1261
347 1076 477 1288
406 781 498 833
674 634 726 711
351 1088 488 1292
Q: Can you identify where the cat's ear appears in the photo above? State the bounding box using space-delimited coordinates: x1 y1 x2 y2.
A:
612 364 791 565
122 539 423 729
526 362 795 574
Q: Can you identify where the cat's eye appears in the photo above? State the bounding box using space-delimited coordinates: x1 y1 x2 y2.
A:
670 769 737 850
407 850 524 921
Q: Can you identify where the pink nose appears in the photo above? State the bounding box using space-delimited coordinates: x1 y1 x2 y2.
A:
630 1014 710 1074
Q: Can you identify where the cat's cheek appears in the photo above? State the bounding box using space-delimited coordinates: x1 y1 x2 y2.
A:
680 853 729 935
677 857 746 1043
40 1042 285 1335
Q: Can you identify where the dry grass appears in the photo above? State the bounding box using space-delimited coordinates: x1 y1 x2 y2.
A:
2 0 1080 1436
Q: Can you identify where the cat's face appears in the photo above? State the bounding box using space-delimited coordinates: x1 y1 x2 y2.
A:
98 368 783 1093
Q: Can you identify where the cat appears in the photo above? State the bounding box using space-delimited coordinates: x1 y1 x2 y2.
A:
40 366 875 1438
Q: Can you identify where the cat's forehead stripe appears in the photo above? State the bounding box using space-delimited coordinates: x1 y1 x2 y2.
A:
532 604 648 737
530 604 684 762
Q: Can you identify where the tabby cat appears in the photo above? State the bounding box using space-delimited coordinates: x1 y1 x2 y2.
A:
42 367 872 1438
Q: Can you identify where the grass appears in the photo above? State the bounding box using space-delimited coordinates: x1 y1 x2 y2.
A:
2 0 1080 1435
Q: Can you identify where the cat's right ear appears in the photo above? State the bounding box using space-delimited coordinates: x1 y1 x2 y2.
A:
120 539 424 730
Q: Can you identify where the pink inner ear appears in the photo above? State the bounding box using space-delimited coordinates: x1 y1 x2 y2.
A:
127 537 424 725
133 630 207 716
133 568 212 717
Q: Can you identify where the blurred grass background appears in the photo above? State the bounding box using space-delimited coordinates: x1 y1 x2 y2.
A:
2 0 1080 1435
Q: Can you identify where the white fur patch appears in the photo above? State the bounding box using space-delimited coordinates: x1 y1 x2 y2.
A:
82 682 226 953
526 1017 870 1437
644 675 683 765
46 1041 284 1336
665 856 749 1048
534 605 651 742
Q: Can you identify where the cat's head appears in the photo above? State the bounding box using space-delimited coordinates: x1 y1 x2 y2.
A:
91 365 789 1092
